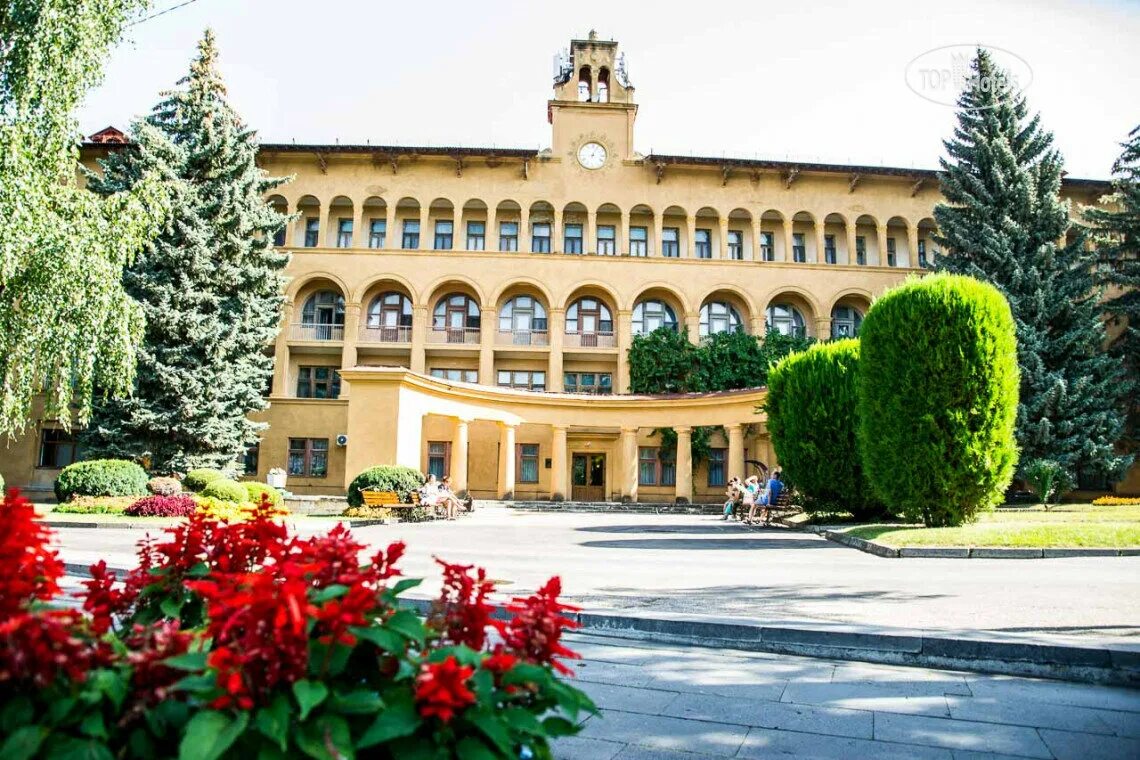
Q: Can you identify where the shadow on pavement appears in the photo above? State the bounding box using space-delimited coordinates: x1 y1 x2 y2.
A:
579 537 833 551
576 523 794 535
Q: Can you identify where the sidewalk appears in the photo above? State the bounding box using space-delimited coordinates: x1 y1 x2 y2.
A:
554 634 1140 759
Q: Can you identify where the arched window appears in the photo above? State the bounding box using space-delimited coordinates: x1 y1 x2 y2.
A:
699 301 743 336
597 67 610 103
300 290 344 340
767 303 807 337
577 66 592 102
566 297 613 335
366 292 412 341
632 300 678 335
831 305 863 337
433 293 480 331
499 296 548 345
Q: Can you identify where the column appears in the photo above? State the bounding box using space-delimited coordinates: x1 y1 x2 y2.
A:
877 222 889 267
386 205 399 250
479 305 496 383
498 423 516 499
684 314 700 344
653 212 664 258
620 209 630 256
616 309 632 393
584 209 595 254
418 208 428 251
272 302 294 397
410 304 428 373
548 308 565 391
718 218 730 260
340 303 361 398
814 317 832 340
552 207 564 254
726 423 745 481
686 216 697 259
751 218 762 262
846 222 858 267
620 427 639 503
352 202 366 250
452 418 470 495
489 204 500 252
783 224 795 264
750 313 766 337
815 220 826 264
907 222 920 268
674 426 693 504
550 424 568 500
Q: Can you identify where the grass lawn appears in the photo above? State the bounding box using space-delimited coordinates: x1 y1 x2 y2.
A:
842 504 1140 548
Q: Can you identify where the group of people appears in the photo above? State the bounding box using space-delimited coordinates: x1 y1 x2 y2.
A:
722 471 783 525
419 474 471 520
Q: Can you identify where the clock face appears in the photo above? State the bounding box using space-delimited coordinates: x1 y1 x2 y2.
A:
577 142 607 169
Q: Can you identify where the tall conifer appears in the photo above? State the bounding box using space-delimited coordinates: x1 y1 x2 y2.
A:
82 30 290 473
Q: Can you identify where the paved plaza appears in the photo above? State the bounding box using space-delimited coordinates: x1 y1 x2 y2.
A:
554 633 1140 759
50 506 1140 643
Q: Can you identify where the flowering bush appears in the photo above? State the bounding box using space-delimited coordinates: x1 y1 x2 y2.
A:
126 494 199 517
1092 495 1140 506
200 478 248 502
0 488 595 758
53 494 137 513
193 495 288 521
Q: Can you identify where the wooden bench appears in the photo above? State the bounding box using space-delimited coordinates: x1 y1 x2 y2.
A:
361 489 420 511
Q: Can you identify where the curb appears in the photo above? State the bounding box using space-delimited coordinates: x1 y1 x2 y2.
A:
63 565 1139 686
40 517 395 530
815 527 1140 559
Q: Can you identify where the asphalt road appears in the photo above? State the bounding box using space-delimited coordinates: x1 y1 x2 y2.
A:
48 507 1140 644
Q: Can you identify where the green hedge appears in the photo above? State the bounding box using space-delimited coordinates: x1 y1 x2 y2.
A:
200 478 248 503
347 465 424 508
183 468 226 492
857 274 1019 526
767 339 885 520
243 481 284 509
54 459 149 503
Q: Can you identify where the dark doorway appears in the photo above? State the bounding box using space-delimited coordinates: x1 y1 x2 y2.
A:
571 453 606 501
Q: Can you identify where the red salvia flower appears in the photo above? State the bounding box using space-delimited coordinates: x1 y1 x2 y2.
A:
434 559 497 650
499 576 581 675
482 648 518 678
0 488 64 617
82 560 135 635
0 610 109 688
372 541 406 581
415 655 476 723
125 621 193 706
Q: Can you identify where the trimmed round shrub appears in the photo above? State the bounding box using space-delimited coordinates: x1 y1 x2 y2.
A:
54 459 148 502
857 274 1019 527
200 478 248 503
347 465 424 508
767 339 886 520
125 494 198 517
146 476 182 497
183 468 226 492
243 481 285 510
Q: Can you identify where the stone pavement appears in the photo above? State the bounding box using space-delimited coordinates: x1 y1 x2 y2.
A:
49 506 1140 643
554 633 1140 759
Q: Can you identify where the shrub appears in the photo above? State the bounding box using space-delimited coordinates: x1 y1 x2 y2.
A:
54 459 148 502
1022 459 1071 507
857 274 1019 527
341 504 394 520
182 468 225 492
193 495 253 521
54 496 136 514
125 494 198 517
242 481 284 509
200 478 247 502
767 339 886 520
1093 495 1140 505
145 476 182 496
347 465 424 507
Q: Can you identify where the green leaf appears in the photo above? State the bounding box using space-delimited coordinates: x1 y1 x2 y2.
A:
41 736 115 760
384 610 427 645
294 715 354 760
350 625 405 654
79 711 108 740
256 744 288 760
90 670 127 711
45 697 77 726
255 694 291 751
541 716 579 737
0 726 47 760
311 584 350 603
172 673 217 693
178 710 250 760
1 697 35 733
328 689 383 715
164 651 209 671
456 736 499 760
502 663 551 689
186 562 211 578
356 696 419 748
386 578 422 597
293 680 329 721
501 707 543 736
470 668 494 701
160 596 184 619
466 708 513 756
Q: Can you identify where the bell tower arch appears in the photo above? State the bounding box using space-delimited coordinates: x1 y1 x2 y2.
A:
550 31 638 162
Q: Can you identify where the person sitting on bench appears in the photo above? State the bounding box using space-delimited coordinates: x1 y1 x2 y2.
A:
439 476 466 520
759 470 784 525
722 477 742 520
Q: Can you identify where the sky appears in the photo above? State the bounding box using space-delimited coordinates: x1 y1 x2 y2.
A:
78 0 1140 179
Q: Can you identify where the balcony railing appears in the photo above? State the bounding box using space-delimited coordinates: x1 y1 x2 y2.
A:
427 327 481 345
563 331 616 348
290 323 344 341
495 329 549 347
359 325 412 344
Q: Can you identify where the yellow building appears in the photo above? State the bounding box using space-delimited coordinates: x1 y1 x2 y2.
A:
1 33 1118 501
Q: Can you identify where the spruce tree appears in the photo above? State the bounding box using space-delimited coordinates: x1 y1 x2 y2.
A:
1086 125 1140 447
934 49 1129 483
81 30 289 474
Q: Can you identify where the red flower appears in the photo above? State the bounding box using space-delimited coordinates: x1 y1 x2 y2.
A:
82 560 135 635
482 649 518 677
415 656 476 722
433 559 497 650
0 610 109 688
498 577 581 675
0 488 64 617
372 541 406 581
125 621 193 706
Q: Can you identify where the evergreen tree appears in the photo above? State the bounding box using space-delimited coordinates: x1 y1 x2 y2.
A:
1086 125 1140 447
81 30 289 473
934 49 1129 482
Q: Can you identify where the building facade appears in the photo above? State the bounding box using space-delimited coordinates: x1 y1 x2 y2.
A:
1 34 1118 501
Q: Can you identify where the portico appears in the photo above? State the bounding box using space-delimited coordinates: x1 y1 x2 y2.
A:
338 367 770 502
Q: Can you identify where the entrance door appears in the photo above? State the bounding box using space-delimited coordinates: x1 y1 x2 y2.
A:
571 453 606 501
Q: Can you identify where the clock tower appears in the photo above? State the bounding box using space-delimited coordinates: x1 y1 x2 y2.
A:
549 31 637 167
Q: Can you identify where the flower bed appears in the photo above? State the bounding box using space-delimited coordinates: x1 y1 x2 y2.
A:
1 488 595 758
